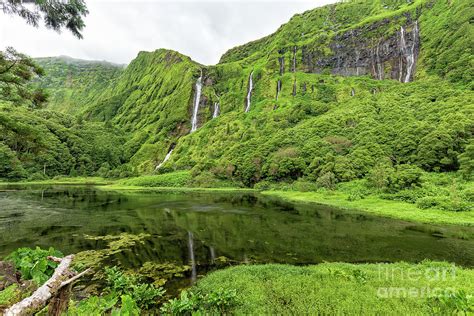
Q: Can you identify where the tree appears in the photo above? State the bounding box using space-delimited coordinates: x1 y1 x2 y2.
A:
458 141 474 180
0 142 26 179
0 0 88 39
0 47 47 107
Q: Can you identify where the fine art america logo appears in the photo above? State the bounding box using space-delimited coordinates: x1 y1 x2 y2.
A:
376 264 457 298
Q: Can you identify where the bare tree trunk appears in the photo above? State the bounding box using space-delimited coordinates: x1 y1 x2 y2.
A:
4 255 90 316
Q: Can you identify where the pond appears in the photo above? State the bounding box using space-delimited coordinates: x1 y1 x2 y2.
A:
1 185 473 288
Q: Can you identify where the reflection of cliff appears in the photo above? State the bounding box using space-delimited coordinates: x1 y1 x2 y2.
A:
169 202 474 267
1 188 474 268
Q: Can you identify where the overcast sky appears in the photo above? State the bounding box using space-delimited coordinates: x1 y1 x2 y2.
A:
0 0 337 65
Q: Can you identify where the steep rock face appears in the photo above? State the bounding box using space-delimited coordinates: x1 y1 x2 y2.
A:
301 17 420 82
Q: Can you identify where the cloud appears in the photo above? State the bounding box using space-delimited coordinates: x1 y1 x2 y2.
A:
0 0 336 65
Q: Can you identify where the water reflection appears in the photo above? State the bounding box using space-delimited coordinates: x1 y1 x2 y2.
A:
188 231 197 283
0 185 473 274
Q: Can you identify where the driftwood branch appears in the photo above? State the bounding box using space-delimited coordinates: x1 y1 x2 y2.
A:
5 255 90 316
60 268 91 288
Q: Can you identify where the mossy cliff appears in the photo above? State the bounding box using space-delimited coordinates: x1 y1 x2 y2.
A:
29 0 473 184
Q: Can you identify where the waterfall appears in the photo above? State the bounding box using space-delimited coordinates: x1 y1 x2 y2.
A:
292 46 297 72
210 246 216 264
276 80 281 100
399 25 406 82
278 57 285 75
355 50 360 75
213 102 220 118
155 148 173 170
399 21 418 83
404 21 418 83
375 42 383 80
188 231 197 282
191 72 203 132
245 71 254 112
351 88 355 96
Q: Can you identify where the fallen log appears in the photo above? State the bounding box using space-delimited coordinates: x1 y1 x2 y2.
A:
4 255 90 316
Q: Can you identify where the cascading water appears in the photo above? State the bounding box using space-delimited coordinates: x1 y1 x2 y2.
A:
399 25 406 82
276 80 281 100
213 102 220 118
355 50 360 75
245 71 254 112
188 231 197 282
375 42 383 80
155 148 173 170
399 21 418 83
405 21 418 83
292 46 297 72
191 72 202 132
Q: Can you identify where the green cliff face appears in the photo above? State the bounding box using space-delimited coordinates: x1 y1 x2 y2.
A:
34 56 124 114
3 0 472 183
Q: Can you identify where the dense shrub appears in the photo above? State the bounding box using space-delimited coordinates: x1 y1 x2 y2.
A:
119 171 192 187
6 247 64 285
387 164 423 191
161 289 237 315
416 196 440 209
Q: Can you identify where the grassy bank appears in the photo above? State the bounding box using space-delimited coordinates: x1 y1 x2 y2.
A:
1 172 472 226
184 262 474 314
101 184 255 193
262 190 474 226
0 176 113 186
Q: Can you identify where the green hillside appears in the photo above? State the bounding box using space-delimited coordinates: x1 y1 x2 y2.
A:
34 56 123 114
2 0 473 189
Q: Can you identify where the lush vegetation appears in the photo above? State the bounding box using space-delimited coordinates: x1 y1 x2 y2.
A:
34 57 123 114
5 247 471 315
189 262 474 314
1 0 471 189
6 247 63 285
1 0 472 314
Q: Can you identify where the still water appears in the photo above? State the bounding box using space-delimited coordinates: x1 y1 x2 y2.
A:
1 186 473 279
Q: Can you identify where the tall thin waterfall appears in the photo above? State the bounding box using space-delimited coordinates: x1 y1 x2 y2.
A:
399 21 418 83
375 42 383 80
292 46 297 72
399 25 407 82
245 71 254 112
213 102 220 118
276 80 281 100
155 148 173 170
188 231 197 282
404 21 418 83
191 72 203 132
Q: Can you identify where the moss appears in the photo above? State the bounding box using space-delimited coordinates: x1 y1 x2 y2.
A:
73 233 151 269
0 284 21 309
193 261 474 314
130 262 190 287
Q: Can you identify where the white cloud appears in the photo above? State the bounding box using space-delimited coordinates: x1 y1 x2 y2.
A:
0 0 337 65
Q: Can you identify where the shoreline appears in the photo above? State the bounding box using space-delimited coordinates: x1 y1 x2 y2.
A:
1 178 472 226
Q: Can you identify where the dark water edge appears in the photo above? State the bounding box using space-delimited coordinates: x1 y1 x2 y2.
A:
1 185 473 291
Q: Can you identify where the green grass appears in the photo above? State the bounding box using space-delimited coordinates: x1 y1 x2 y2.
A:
193 262 474 315
117 171 193 187
262 190 474 226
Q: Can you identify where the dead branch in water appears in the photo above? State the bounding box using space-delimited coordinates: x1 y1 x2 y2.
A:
5 255 91 316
